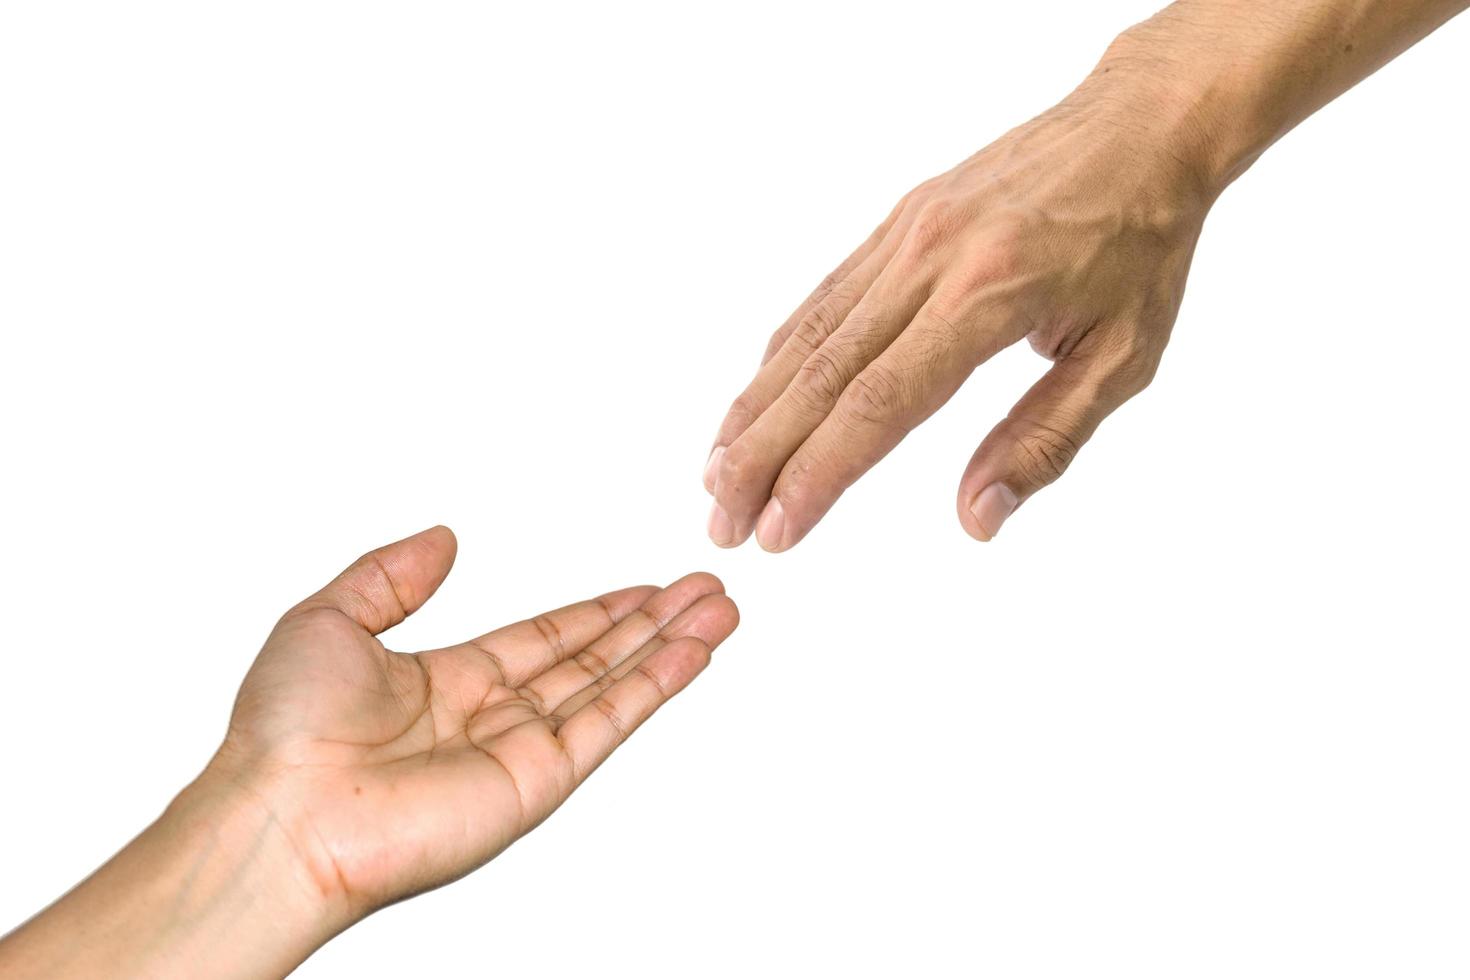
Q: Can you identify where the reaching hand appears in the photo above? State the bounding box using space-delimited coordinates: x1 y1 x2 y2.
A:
219 526 739 918
704 65 1211 551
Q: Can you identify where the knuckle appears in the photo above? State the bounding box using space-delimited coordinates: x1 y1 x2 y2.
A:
835 307 889 346
842 362 907 427
815 268 848 297
718 439 760 492
724 392 762 433
904 199 961 258
762 328 788 362
279 603 350 635
902 176 944 209
1011 420 1082 486
791 347 850 409
571 648 612 681
531 613 566 655
946 231 1027 300
590 696 631 742
1093 326 1164 396
790 304 840 354
916 302 967 353
633 660 672 699
967 239 1023 288
767 461 817 516
1113 345 1161 395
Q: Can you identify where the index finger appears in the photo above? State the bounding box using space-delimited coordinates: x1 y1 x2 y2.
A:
752 303 992 551
759 209 896 368
704 204 909 491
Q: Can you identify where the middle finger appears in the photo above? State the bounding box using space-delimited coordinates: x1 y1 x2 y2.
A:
709 265 932 546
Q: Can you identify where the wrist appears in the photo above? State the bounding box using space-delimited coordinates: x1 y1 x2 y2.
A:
168 766 352 941
0 768 344 980
124 770 346 977
1072 28 1269 202
1080 0 1470 197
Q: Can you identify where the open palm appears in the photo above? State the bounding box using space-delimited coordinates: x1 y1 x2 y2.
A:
213 526 738 920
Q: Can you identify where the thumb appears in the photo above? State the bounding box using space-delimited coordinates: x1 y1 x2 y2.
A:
957 331 1157 542
293 525 458 633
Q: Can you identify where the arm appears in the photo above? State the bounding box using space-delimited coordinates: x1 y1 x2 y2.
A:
1110 0 1469 188
0 527 739 978
0 778 334 979
703 0 1468 551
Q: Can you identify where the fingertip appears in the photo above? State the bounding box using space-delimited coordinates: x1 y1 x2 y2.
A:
387 526 458 581
720 593 740 633
702 446 725 494
757 491 819 553
959 482 1018 542
709 442 769 548
960 518 992 542
754 497 788 552
957 491 987 541
672 570 725 595
420 523 458 555
599 584 661 619
702 593 741 640
646 636 713 692
962 522 991 542
658 592 739 651
707 501 742 548
389 523 458 569
311 524 459 633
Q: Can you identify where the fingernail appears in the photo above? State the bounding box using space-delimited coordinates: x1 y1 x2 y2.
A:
703 446 725 493
969 483 1018 541
755 497 785 552
707 501 736 547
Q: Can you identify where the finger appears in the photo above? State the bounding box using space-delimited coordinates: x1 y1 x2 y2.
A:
709 267 932 546
552 592 738 719
757 202 906 368
956 323 1159 541
557 636 716 784
518 572 724 715
291 525 457 634
753 302 990 552
703 205 913 494
462 591 735 752
757 250 873 369
458 585 658 688
704 245 891 494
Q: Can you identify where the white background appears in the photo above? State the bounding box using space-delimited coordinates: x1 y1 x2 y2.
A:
2 2 1467 977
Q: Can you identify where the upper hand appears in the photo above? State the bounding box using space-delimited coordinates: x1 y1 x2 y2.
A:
211 526 738 923
704 75 1212 550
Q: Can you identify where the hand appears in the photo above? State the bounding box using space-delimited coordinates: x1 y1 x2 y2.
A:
217 525 739 920
704 64 1212 550
0 527 738 978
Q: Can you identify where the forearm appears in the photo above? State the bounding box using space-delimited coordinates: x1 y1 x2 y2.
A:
1085 0 1469 193
0 775 338 980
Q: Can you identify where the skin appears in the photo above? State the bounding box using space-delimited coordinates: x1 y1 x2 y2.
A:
705 0 1470 552
0 527 738 978
3 2 1469 976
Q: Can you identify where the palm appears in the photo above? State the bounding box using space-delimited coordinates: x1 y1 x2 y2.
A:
220 527 737 915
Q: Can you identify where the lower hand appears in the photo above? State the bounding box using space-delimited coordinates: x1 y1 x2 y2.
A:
219 525 739 919
0 527 738 978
